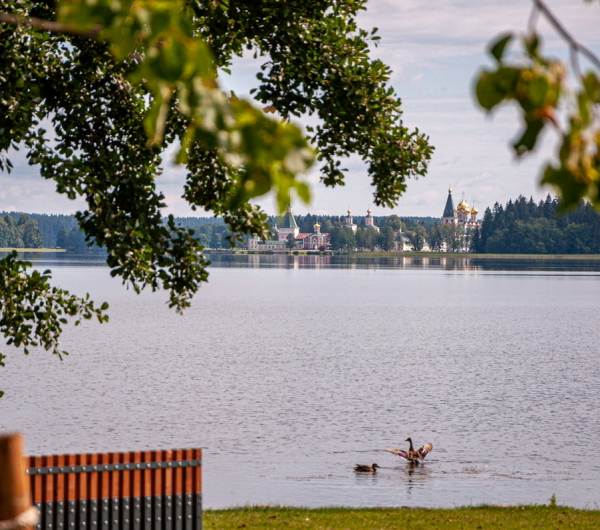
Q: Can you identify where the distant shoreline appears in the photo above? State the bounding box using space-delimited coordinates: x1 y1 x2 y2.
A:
4 248 600 260
0 248 66 253
349 251 600 260
208 249 600 260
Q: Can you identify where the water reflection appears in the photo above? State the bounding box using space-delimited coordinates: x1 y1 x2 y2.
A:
470 257 600 272
233 253 334 269
0 251 107 267
6 250 600 273
404 464 433 497
206 252 600 273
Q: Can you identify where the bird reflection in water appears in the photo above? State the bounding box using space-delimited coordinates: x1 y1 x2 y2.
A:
402 461 433 496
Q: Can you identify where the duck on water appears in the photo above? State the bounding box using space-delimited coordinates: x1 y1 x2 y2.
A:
385 437 433 464
354 463 380 473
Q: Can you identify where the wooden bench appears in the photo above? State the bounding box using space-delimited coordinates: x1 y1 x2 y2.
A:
26 449 202 530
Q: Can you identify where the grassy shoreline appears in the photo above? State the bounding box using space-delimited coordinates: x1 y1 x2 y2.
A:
204 505 600 529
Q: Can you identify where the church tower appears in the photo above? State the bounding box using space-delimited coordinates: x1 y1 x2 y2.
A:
277 206 299 241
456 193 470 224
345 209 357 233
441 187 457 225
470 204 478 223
364 208 380 232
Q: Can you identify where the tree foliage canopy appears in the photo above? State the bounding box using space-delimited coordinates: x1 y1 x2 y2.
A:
0 251 109 397
0 0 433 384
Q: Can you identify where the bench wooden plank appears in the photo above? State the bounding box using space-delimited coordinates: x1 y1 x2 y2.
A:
66 454 77 530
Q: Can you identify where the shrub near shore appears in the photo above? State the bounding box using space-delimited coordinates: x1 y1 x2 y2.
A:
204 505 600 529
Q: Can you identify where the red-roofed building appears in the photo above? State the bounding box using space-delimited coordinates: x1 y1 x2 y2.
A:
301 223 330 250
247 212 330 251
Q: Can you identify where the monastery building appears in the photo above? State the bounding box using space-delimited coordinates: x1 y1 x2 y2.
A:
441 187 479 229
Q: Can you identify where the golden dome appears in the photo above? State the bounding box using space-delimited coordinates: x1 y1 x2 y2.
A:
457 199 469 212
367 208 372 215
347 209 352 215
314 222 321 230
470 206 478 214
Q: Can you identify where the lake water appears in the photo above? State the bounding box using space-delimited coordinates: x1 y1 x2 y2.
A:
1 253 600 509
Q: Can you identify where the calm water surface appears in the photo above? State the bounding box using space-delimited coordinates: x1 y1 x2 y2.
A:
1 253 600 509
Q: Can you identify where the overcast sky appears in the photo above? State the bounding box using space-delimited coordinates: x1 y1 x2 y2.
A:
2 0 599 219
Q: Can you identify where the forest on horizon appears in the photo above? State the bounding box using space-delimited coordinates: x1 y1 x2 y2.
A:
3 198 600 255
0 211 438 250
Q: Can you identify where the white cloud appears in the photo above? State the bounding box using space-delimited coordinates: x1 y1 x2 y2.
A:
0 173 85 214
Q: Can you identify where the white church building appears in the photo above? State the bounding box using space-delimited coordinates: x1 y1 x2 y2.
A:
441 187 479 228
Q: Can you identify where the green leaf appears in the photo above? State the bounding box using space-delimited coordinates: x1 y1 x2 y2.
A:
513 119 545 155
577 92 591 125
583 72 600 103
528 76 549 107
524 32 540 57
295 181 311 203
489 33 513 62
143 86 173 145
541 166 589 210
150 11 172 36
475 71 505 110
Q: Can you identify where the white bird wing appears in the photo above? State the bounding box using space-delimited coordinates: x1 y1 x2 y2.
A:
385 448 409 460
418 443 433 458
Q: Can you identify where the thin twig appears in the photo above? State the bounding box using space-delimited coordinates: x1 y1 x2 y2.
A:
0 12 101 39
570 46 581 79
527 2 540 34
532 0 600 71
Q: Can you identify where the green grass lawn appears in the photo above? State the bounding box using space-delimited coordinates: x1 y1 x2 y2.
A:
204 505 600 529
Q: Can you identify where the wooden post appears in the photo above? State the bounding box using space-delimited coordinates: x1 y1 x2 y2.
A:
0 433 36 530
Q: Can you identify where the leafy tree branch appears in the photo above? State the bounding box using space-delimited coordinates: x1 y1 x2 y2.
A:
0 0 432 391
0 252 108 397
476 0 600 211
0 11 100 37
528 0 600 73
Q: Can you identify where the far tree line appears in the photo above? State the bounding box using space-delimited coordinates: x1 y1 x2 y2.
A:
0 212 437 251
471 195 600 254
3 199 600 254
0 214 44 248
0 212 231 251
401 195 600 254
